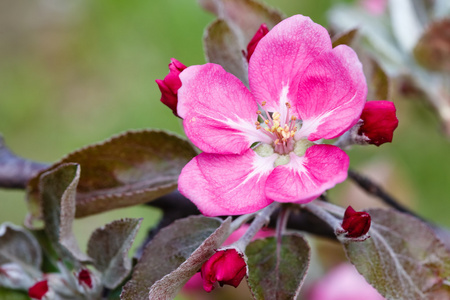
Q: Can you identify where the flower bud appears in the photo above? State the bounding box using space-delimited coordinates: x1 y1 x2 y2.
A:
77 268 92 289
358 100 398 146
28 280 49 300
341 206 371 238
155 58 187 117
200 248 247 292
245 23 269 62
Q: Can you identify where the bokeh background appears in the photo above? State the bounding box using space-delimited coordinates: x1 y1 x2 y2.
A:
1 0 449 297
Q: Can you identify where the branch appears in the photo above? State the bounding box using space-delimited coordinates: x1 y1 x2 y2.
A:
0 135 50 189
347 169 424 221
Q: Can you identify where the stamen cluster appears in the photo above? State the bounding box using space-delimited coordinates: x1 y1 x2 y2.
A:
256 101 298 154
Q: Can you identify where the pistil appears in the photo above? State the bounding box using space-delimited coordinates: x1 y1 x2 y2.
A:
255 102 298 154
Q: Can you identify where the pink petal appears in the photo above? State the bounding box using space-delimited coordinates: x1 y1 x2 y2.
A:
249 15 332 121
178 149 277 216
266 145 349 203
294 45 367 141
178 64 270 154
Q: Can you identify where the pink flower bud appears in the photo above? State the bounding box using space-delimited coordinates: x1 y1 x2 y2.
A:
358 100 398 146
200 248 247 292
28 280 49 300
155 58 187 117
77 269 92 289
342 206 371 238
245 23 269 62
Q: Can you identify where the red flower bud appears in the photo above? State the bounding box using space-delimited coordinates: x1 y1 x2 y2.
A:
358 100 398 146
341 206 371 238
200 248 247 292
77 268 92 288
245 23 269 62
28 280 48 300
155 58 187 117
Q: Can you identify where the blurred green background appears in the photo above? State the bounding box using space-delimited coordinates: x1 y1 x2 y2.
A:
1 0 449 272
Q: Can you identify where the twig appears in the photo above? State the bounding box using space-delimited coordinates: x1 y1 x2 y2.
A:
0 134 49 189
347 169 424 221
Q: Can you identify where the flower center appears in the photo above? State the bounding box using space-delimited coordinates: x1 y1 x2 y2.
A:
255 101 298 155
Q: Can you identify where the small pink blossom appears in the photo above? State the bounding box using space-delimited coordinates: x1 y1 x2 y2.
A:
245 23 269 62
28 280 49 300
358 100 398 146
178 15 367 216
308 263 385 300
155 58 187 117
361 0 388 16
200 248 247 292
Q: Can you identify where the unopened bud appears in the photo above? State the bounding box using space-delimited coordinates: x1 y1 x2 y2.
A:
77 269 92 289
155 58 187 118
341 206 371 238
245 23 269 62
200 248 247 292
28 280 49 300
358 101 398 146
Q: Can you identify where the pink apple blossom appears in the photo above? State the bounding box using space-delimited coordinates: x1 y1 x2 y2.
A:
178 15 367 216
308 263 385 300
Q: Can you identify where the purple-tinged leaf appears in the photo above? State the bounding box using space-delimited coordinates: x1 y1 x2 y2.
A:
87 218 142 289
344 209 450 300
39 163 90 263
204 19 248 85
414 19 450 72
0 223 42 270
332 28 358 48
121 216 231 300
27 130 197 220
199 0 283 42
246 234 310 300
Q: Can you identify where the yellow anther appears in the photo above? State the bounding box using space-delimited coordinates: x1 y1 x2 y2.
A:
291 132 295 137
274 139 280 145
256 125 261 130
272 112 280 120
285 102 291 108
261 101 266 106
256 110 261 114
265 128 271 132
255 121 260 125
277 127 283 133
264 120 269 124
291 116 297 121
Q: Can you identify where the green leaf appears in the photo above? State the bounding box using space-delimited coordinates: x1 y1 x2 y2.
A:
121 216 231 300
344 209 450 300
27 130 197 219
87 218 142 289
40 163 89 263
204 19 249 85
332 28 358 48
246 234 310 300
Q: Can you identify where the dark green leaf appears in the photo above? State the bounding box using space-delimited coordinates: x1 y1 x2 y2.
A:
344 209 450 300
204 19 249 85
87 218 142 289
246 234 310 300
40 163 89 263
199 0 283 42
27 130 197 219
332 28 358 48
121 216 231 300
0 288 29 300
